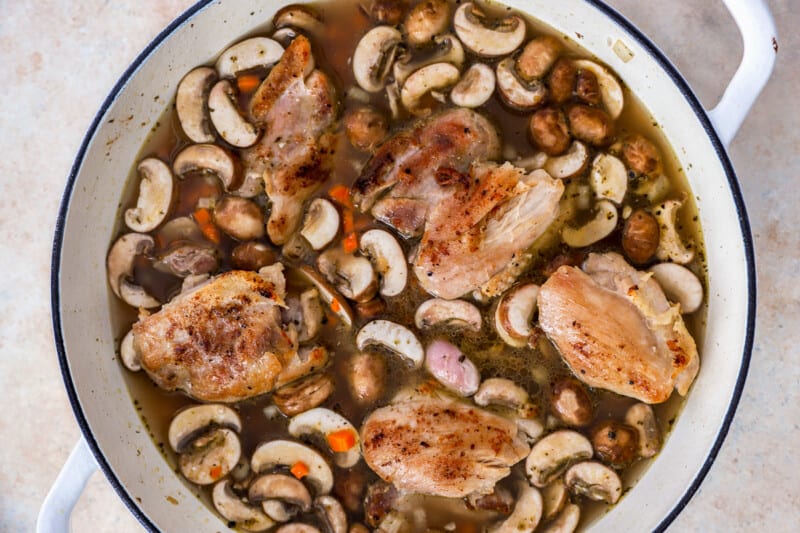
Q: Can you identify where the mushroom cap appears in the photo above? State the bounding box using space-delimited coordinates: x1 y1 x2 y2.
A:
496 57 547 111
450 62 495 108
353 26 403 93
106 232 157 304
393 34 465 85
250 440 333 495
414 298 482 332
274 525 321 533
301 198 341 251
356 319 424 368
317 248 378 303
400 62 461 116
124 158 174 233
119 329 140 372
216 37 284 79
648 262 703 314
624 402 661 458
248 473 312 511
297 266 355 329
212 480 274 532
544 141 589 180
525 430 593 487
359 229 408 297
495 283 540 347
315 495 348 533
564 460 622 504
572 59 624 119
542 503 580 533
590 153 627 204
179 427 241 485
404 0 451 47
288 408 362 468
453 2 526 57
168 404 242 452
492 482 543 533
541 480 568 521
208 79 260 148
213 196 265 241
273 5 324 36
654 198 695 264
176 66 217 143
562 199 618 248
473 377 530 409
173 143 242 192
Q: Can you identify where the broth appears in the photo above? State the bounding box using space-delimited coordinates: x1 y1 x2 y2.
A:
110 1 707 531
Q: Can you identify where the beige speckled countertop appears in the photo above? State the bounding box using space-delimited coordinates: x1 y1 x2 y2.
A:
1 0 798 531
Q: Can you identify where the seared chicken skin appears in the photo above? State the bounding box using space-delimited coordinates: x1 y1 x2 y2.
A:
353 108 563 299
537 252 699 403
243 35 337 244
133 269 327 402
361 390 530 498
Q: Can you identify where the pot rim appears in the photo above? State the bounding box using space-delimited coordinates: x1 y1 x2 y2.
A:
50 0 756 531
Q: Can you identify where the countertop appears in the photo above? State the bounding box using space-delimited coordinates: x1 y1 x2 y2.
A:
1 0 798 531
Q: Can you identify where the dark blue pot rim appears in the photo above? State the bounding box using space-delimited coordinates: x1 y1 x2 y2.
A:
50 1 756 531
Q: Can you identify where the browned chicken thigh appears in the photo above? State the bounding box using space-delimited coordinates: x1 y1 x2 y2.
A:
243 35 338 244
537 252 699 403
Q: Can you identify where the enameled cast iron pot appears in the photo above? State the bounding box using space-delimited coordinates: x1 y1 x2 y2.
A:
42 0 777 531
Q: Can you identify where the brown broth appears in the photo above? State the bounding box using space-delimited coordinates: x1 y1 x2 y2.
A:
111 1 707 530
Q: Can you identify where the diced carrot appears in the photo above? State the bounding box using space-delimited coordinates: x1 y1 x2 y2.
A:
327 429 357 452
330 298 341 313
343 232 358 254
290 461 309 480
455 522 478 533
194 207 212 225
328 185 353 208
342 209 354 234
237 74 261 93
209 465 222 480
194 208 221 244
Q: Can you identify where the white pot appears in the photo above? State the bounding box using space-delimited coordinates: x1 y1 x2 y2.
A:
43 0 776 531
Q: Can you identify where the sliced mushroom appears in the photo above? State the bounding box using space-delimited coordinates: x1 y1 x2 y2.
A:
119 329 139 372
590 153 627 204
297 266 355 328
453 2 526 57
288 408 362 468
232 241 276 271
273 5 325 36
548 58 577 105
249 474 312 522
414 298 482 332
275 525 321 533
348 352 387 405
424 339 481 396
474 378 529 409
550 378 593 427
624 402 661 458
529 107 571 157
496 57 547 111
216 37 284 79
213 196 264 241
208 79 259 148
353 26 403 93
564 461 622 504
156 216 203 247
365 0 409 25
591 420 639 468
495 283 540 347
562 200 618 248
176 66 217 143
125 158 174 233
400 62 460 116
526 430 594 487
541 480 568 521
622 209 660 264
235 170 265 198
649 262 703 313
273 373 335 417
173 143 242 192
634 173 671 204
540 503 580 533
301 198 340 251
251 440 334 495
467 485 514 515
317 248 378 303
271 27 299 47
154 243 218 278
654 198 694 264
622 134 661 176
572 60 624 119
297 288 324 342
516 36 562 81
492 483 542 533
567 105 614 147
213 479 274 532
107 233 160 308
393 34 465 85
316 495 348 533
359 229 407 297
543 141 589 179
179 427 241 485
356 320 424 368
404 0 450 46
168 404 242 453
450 63 495 108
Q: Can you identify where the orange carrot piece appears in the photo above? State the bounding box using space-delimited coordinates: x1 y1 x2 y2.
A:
237 74 261 93
290 461 309 480
342 232 358 254
209 465 223 480
194 207 221 244
328 185 353 208
342 209 354 234
327 429 357 452
330 298 341 313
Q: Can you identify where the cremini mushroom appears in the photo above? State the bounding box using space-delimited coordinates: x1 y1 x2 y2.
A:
393 34 465 85
216 37 284 79
567 105 614 146
156 216 203 246
154 243 218 278
414 298 482 332
273 5 325 36
179 427 241 485
541 480 568 521
107 233 160 308
575 69 601 106
251 440 334 495
516 36 562 81
541 503 580 533
359 229 407 297
173 143 242 192
624 402 661 458
316 495 348 533
400 62 460 116
424 339 481 396
562 200 618 248
356 319 424 368
572 60 624 119
654 198 695 264
273 373 335 417
404 0 450 46
353 26 403 93
622 134 661 176
119 329 140 372
232 241 276 271
495 283 540 347
529 107 571 157
548 58 577 105
526 430 594 487
213 196 265 241
288 408 362 468
649 262 703 313
450 63 495 108
297 266 355 328
212 479 274 532
453 2 526 57
208 79 259 148
590 153 627 204
348 352 387 405
496 57 547 111
301 198 340 251
474 378 529 409
564 461 622 504
492 482 543 533
365 0 409 25
317 248 378 303
544 141 589 179
176 66 217 143
124 158 174 233
550 378 594 427
622 208 660 264
168 404 242 452
249 474 312 522
591 420 639 468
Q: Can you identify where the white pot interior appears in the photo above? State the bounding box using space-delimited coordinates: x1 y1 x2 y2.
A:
54 0 752 530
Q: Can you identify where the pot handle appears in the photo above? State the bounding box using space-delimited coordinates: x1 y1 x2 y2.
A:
709 0 777 147
37 438 98 533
